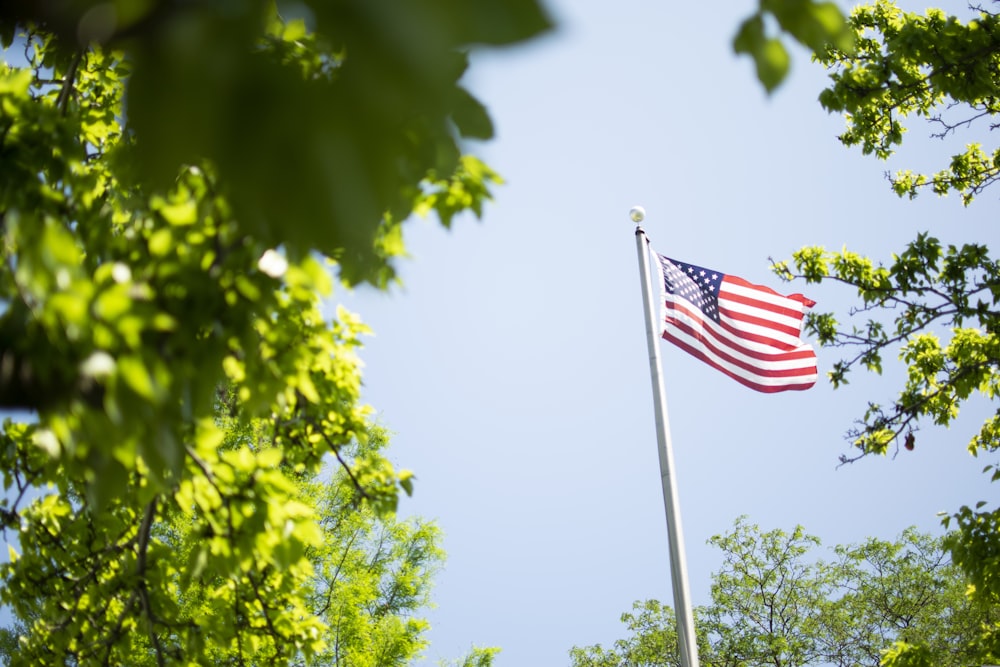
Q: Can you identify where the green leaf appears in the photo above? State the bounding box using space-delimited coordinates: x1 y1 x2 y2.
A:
734 14 766 57
399 470 415 496
442 0 552 46
451 86 494 140
147 228 174 256
0 22 14 49
766 0 853 53
117 354 155 400
755 38 791 93
0 68 31 95
152 196 198 226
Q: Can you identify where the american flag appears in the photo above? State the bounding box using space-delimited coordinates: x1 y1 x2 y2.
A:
653 252 817 393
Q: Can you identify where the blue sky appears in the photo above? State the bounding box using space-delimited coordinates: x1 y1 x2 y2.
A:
335 0 1000 664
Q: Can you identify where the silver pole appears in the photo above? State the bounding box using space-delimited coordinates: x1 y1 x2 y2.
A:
631 207 700 667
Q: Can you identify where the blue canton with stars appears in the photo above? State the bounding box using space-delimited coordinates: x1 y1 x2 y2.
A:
658 255 723 323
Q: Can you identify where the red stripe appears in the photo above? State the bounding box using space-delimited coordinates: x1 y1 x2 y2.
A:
662 331 816 393
664 316 817 378
664 300 813 363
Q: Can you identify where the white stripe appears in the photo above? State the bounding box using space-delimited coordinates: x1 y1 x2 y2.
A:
722 281 810 313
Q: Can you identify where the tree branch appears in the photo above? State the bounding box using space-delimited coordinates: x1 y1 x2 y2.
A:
56 50 84 116
323 432 371 504
135 498 167 667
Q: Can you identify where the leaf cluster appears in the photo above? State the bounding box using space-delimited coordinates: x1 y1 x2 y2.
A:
817 0 1000 203
776 235 1000 459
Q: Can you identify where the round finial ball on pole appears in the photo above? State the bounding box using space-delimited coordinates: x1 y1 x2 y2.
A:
629 206 646 223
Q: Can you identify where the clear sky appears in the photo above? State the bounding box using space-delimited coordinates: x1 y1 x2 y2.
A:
335 0 999 664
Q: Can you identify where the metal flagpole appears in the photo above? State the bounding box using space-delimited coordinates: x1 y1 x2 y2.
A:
631 206 700 667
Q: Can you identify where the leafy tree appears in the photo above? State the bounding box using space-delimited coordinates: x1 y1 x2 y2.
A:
305 433 445 667
768 2 1000 663
569 520 991 667
0 2 547 664
701 518 828 667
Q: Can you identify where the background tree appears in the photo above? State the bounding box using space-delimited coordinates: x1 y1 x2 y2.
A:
701 518 828 667
0 417 449 665
770 2 1000 663
304 428 444 667
566 600 695 667
814 527 990 667
569 520 991 667
440 646 503 667
0 420 443 667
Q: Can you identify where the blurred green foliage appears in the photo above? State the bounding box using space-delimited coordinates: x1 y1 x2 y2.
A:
0 0 547 501
1 0 549 285
0 1 547 663
734 0 854 93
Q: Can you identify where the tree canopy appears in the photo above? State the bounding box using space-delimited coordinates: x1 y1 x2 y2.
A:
569 519 993 667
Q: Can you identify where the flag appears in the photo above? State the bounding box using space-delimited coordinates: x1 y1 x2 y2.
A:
652 251 817 393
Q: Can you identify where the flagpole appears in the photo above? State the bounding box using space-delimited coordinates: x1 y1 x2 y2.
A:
632 207 700 667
